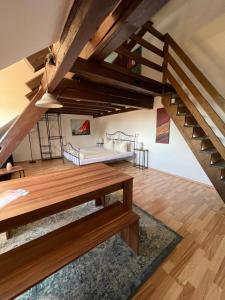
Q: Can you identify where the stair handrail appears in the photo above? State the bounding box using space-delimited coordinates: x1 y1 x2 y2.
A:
162 34 225 160
165 34 225 113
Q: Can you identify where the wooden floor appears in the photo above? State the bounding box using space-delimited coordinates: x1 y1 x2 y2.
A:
11 159 225 299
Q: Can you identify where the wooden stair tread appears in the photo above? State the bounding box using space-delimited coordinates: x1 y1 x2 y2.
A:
0 202 139 300
177 112 192 117
201 148 218 154
192 136 209 141
210 161 225 169
184 124 200 128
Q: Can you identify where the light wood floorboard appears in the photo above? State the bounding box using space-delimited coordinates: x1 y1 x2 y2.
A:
11 159 225 299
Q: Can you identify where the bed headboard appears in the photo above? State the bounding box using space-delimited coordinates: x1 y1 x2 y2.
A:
106 131 138 151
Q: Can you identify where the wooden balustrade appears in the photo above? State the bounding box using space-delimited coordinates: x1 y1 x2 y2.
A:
167 53 225 137
162 33 225 160
165 34 225 112
165 70 225 161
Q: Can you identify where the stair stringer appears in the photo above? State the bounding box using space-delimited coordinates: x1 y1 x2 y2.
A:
162 95 225 203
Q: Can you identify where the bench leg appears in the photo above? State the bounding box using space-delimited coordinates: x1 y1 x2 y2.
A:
95 196 106 207
121 219 139 254
6 231 11 240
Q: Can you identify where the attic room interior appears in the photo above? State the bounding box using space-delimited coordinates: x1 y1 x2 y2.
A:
0 0 225 299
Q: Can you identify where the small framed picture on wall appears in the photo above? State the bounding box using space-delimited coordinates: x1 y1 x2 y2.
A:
71 119 90 136
156 108 170 144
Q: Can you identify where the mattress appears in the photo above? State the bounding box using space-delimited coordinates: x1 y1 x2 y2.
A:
64 146 134 165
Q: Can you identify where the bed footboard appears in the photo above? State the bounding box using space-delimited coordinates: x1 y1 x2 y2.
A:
63 143 81 166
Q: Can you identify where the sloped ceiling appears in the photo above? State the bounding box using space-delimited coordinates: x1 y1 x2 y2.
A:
0 0 73 71
0 0 73 127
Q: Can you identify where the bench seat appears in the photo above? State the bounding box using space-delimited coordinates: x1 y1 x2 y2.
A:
0 202 139 300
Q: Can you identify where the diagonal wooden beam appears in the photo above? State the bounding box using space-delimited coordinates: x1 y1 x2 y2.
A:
79 0 130 59
44 0 121 93
90 0 169 61
0 0 120 165
72 57 163 95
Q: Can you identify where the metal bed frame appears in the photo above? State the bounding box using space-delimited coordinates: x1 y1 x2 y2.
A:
63 131 138 166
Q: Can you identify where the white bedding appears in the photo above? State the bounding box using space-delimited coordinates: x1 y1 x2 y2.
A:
64 146 134 165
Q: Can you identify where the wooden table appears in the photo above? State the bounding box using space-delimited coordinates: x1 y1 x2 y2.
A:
0 165 25 179
0 163 139 299
0 163 133 234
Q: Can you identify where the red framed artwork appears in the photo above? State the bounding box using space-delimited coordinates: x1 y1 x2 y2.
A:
156 108 170 144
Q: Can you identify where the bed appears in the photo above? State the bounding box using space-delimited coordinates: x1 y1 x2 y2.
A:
63 131 137 166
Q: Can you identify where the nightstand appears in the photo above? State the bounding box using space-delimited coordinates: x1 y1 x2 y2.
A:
134 148 149 169
96 142 104 148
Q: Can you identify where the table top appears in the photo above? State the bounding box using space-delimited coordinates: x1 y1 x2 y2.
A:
0 163 132 232
0 165 24 176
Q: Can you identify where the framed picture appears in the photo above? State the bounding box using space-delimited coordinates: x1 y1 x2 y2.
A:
156 108 170 144
71 119 90 136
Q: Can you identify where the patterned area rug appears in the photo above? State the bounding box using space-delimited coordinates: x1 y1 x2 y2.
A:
0 193 182 300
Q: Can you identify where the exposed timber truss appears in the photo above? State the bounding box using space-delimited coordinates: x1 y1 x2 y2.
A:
0 0 170 165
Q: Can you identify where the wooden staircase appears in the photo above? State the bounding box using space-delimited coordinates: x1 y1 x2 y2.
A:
162 95 225 200
161 34 225 202
112 21 225 202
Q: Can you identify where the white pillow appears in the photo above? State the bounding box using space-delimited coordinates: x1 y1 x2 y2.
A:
114 141 128 153
104 140 114 151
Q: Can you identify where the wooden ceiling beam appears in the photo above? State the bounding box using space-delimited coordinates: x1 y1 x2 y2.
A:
25 88 39 100
26 73 43 91
93 107 138 118
59 78 153 102
48 109 94 116
58 102 115 112
59 99 124 110
90 0 169 61
0 0 120 165
116 46 163 72
57 78 153 109
25 48 49 72
100 60 163 91
59 88 152 109
72 58 163 95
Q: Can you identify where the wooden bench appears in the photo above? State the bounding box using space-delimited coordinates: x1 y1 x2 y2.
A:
0 202 139 300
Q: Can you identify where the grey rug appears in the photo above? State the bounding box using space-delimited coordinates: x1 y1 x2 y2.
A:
0 193 182 300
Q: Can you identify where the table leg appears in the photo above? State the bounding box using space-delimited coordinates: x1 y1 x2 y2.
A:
123 179 133 210
121 219 139 254
95 196 106 207
23 170 25 177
